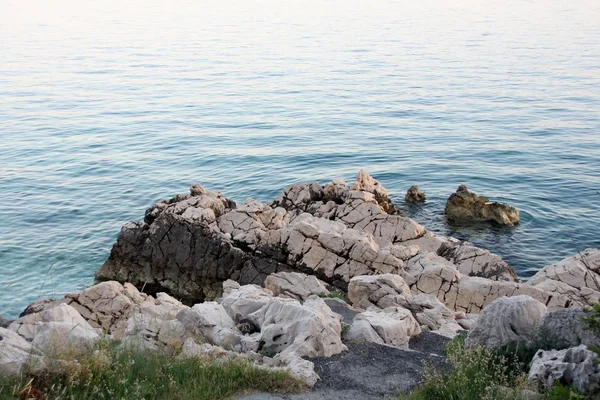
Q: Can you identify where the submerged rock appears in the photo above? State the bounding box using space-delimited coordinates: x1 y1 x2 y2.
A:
405 185 426 203
444 184 519 226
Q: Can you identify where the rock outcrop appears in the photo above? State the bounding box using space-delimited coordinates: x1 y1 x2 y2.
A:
405 186 426 203
444 184 519 225
97 171 518 305
526 248 600 307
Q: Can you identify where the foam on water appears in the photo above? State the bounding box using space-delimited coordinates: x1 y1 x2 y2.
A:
1 0 599 317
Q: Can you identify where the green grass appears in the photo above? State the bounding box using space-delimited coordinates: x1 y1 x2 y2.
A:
401 334 529 400
320 290 348 302
0 340 304 400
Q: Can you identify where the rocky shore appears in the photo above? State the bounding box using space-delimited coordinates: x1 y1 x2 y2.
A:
2 170 600 398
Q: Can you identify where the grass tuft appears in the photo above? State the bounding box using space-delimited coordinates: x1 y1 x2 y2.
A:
0 339 304 400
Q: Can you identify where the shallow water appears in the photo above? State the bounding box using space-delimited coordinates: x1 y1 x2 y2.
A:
1 0 599 318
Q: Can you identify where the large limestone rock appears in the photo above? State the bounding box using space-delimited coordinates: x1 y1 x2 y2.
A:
528 345 600 394
526 248 600 307
220 280 273 322
96 171 522 311
264 272 330 300
403 233 517 281
444 185 519 226
346 307 421 349
467 295 547 348
539 308 600 350
9 303 101 346
347 274 462 338
0 327 44 377
248 296 347 358
177 303 241 350
348 274 411 309
403 253 569 313
62 281 149 337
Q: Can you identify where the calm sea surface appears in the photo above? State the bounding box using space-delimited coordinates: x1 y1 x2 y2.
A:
1 0 599 317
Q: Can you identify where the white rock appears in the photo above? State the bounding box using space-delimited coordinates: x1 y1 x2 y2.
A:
176 302 241 350
349 307 421 349
273 352 319 387
265 272 330 300
345 319 384 344
0 327 44 377
9 303 101 342
527 249 600 307
467 295 547 348
348 274 411 309
220 283 273 321
249 296 346 358
528 345 600 394
31 322 100 354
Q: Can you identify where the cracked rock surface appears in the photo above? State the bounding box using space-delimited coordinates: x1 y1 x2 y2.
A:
97 170 519 304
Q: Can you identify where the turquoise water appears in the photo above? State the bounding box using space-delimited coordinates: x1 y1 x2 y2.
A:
1 0 599 318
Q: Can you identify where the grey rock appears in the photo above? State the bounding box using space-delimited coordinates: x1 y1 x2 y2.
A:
405 185 426 203
467 295 547 348
408 331 453 356
445 184 519 226
322 298 359 326
0 316 12 329
528 345 600 394
539 308 600 350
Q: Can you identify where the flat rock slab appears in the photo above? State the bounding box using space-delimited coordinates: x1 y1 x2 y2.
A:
236 342 447 400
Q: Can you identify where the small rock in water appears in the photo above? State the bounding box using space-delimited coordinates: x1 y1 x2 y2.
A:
190 184 207 196
405 185 426 203
444 184 519 225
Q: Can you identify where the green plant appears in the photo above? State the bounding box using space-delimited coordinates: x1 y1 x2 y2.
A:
0 340 303 400
321 290 348 302
582 304 600 336
544 384 585 400
259 344 278 358
402 334 528 400
341 322 351 337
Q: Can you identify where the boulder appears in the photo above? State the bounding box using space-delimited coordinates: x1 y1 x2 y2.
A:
0 327 44 377
348 274 411 309
272 352 319 387
526 248 600 307
444 185 519 226
121 310 188 353
62 281 150 338
248 296 346 358
346 307 421 349
220 281 273 322
467 295 547 348
539 308 600 350
177 303 241 350
405 186 426 203
9 303 101 344
264 272 329 300
528 345 600 394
